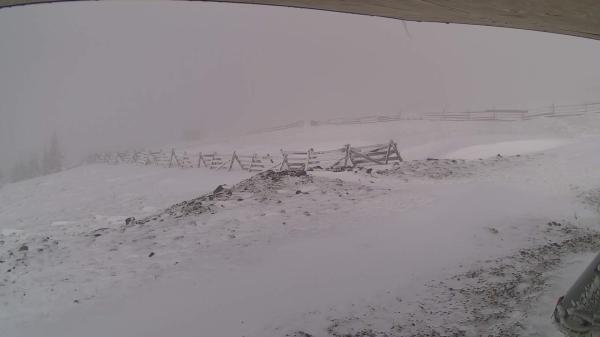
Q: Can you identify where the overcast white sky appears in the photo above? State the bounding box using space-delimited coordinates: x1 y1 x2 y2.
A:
1 1 600 170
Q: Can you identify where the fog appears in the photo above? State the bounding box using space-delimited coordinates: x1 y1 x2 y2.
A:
1 1 600 174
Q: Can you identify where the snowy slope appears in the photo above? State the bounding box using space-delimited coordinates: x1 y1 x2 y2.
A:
2 117 600 337
0 165 252 327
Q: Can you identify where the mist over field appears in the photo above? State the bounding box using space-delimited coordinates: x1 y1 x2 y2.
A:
1 1 600 177
3 3 600 337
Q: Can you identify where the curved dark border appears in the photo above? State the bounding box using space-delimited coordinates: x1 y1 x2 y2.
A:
0 0 599 41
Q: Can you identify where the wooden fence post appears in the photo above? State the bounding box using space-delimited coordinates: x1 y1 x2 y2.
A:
384 140 393 164
249 154 257 172
235 153 245 170
280 149 288 171
343 144 351 167
214 152 219 169
168 148 175 168
393 141 403 162
228 152 236 171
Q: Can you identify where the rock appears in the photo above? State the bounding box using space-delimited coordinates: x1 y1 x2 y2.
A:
287 170 307 177
148 252 155 258
296 190 302 194
213 185 225 194
487 227 499 234
125 217 135 225
293 331 313 337
366 168 373 174
18 244 28 252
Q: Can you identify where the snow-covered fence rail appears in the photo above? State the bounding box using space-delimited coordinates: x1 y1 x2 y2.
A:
280 140 403 171
350 142 403 166
87 141 403 172
197 152 276 171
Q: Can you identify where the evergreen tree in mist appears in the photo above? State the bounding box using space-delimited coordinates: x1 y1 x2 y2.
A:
10 160 28 182
28 155 41 178
8 133 64 183
43 132 63 174
9 155 42 183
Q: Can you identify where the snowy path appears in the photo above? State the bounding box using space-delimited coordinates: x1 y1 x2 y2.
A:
2 136 600 337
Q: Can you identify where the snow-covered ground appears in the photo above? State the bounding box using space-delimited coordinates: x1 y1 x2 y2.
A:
2 116 600 337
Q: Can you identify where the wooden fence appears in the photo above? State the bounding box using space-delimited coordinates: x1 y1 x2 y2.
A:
280 140 402 171
87 140 403 172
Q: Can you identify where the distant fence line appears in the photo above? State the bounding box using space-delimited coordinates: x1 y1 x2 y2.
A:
309 112 423 127
247 120 306 135
423 103 600 121
244 102 600 135
422 109 528 121
87 141 403 172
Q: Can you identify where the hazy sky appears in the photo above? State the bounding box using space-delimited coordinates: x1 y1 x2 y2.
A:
1 1 600 170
